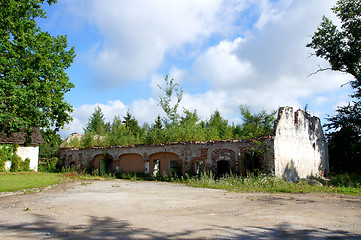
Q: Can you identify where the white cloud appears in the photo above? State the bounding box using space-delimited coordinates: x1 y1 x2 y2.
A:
192 0 342 112
82 0 226 86
60 100 128 138
193 38 254 90
58 0 350 138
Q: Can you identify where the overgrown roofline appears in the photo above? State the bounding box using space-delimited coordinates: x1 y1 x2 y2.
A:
0 128 44 145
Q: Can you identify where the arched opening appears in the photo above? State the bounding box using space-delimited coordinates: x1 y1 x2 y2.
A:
118 154 144 173
244 150 262 175
212 149 236 176
93 154 114 175
217 160 229 177
149 152 181 176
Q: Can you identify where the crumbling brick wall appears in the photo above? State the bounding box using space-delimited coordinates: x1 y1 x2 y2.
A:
58 107 328 180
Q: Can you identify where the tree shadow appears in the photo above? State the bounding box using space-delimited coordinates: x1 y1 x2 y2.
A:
212 223 361 240
0 215 360 239
282 160 300 182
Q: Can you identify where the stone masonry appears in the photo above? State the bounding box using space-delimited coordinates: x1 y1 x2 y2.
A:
59 107 329 181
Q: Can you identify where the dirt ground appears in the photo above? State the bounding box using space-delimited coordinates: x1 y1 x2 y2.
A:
0 180 360 239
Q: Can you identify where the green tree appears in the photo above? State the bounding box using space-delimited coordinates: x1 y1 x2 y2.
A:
206 110 233 140
327 126 361 173
153 115 163 130
144 116 166 144
122 110 142 137
238 105 276 139
39 129 62 159
307 0 361 173
105 116 138 146
158 75 183 125
306 0 361 95
177 109 206 142
0 0 75 139
84 106 107 135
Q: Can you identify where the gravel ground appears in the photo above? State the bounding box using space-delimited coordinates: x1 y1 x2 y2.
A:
0 179 360 239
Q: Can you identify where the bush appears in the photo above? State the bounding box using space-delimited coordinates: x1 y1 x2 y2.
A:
20 158 30 171
10 154 22 172
38 157 59 172
0 145 15 172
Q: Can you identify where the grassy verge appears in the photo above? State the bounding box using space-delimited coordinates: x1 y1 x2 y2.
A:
0 170 115 193
181 172 361 195
1 170 360 195
115 171 361 195
0 172 61 192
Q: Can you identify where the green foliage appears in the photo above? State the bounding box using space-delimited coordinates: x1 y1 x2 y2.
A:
81 131 106 148
38 157 58 172
84 106 107 135
39 129 62 158
123 110 142 137
206 110 233 140
307 0 361 173
0 0 75 138
21 158 30 171
61 78 277 148
158 75 183 125
0 144 15 171
307 0 361 95
327 126 361 173
64 104 277 148
237 105 276 139
182 172 361 195
0 144 29 172
328 172 361 188
0 172 61 192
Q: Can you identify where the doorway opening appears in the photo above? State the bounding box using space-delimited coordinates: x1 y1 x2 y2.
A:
217 160 229 177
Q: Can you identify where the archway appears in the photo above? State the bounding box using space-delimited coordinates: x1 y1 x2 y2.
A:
118 154 144 173
93 154 114 175
149 152 181 176
217 160 229 177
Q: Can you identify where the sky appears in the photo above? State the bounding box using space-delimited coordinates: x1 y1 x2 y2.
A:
38 0 353 138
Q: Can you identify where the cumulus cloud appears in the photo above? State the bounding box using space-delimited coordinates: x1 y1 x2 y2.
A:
82 0 227 86
57 0 351 137
192 0 342 112
60 100 128 138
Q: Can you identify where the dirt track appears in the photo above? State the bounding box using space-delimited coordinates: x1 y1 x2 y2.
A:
0 179 360 239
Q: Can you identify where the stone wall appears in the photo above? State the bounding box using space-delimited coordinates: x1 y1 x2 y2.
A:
58 107 328 180
273 107 329 180
59 138 273 176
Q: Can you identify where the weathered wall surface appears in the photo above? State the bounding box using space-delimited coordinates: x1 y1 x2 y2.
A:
16 145 39 171
273 107 329 181
58 106 329 180
59 139 274 176
6 145 39 171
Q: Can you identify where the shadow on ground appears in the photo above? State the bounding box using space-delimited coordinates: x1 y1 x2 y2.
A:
0 214 359 239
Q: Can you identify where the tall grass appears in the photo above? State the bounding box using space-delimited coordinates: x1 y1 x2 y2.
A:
182 171 361 195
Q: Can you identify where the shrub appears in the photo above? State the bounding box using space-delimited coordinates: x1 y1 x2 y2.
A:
38 157 59 172
0 145 15 172
20 158 31 171
10 154 21 172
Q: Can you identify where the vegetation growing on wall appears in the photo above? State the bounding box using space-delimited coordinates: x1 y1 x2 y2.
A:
60 76 276 149
61 105 276 149
0 144 30 172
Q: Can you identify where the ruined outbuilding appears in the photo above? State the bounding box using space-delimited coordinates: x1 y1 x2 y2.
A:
59 107 329 181
0 128 44 171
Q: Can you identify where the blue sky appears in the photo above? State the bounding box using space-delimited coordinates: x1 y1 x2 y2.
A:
39 0 353 138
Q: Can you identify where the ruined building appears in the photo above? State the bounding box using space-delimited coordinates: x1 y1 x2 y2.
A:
59 107 329 181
